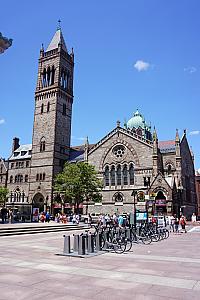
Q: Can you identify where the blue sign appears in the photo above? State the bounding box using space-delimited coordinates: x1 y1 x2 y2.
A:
136 212 147 221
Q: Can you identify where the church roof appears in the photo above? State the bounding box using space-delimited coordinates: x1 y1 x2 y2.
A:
46 29 67 52
9 144 32 160
159 140 175 153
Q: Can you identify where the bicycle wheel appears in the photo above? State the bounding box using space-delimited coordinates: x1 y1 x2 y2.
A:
140 232 152 245
164 229 169 239
113 239 126 254
151 234 160 242
125 238 132 252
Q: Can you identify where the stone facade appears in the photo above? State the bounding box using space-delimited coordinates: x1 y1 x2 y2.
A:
0 28 197 220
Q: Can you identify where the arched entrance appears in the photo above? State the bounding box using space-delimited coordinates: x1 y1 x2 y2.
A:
155 191 167 215
32 193 45 213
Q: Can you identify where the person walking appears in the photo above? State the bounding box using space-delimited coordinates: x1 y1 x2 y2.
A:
180 215 187 233
174 216 179 234
191 213 197 224
1 206 8 224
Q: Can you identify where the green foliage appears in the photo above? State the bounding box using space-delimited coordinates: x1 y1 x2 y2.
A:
54 162 103 210
0 187 9 206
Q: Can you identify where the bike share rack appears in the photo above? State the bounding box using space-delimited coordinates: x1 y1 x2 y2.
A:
56 231 104 258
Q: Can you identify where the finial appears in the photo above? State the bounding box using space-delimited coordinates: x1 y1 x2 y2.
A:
57 19 61 30
41 43 44 51
124 118 127 129
184 129 187 135
117 120 120 127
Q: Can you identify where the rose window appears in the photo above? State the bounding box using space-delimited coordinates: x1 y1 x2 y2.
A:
113 145 125 158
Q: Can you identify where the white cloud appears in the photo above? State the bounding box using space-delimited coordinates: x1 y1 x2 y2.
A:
71 136 86 141
184 66 197 74
134 60 150 72
189 130 200 136
0 119 5 125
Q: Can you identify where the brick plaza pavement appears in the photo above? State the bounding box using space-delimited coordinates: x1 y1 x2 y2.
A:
0 226 200 300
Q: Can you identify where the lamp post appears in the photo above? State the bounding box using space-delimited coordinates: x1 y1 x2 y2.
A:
131 190 137 226
178 185 183 218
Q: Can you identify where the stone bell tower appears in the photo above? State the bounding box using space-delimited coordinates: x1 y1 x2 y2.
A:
29 24 74 210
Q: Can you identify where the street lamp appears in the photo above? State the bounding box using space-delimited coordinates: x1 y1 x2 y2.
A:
177 185 183 218
131 190 137 226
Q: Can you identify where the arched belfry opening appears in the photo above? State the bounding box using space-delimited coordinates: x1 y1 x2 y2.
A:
32 193 45 213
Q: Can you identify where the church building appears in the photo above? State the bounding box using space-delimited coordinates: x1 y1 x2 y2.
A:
0 27 197 220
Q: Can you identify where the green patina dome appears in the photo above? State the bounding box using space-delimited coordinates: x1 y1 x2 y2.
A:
127 109 145 129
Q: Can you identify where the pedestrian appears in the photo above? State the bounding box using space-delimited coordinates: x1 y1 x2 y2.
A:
180 215 187 233
1 206 8 224
45 211 50 223
118 214 124 228
75 214 79 224
8 209 14 224
174 216 179 234
72 214 76 224
191 213 196 224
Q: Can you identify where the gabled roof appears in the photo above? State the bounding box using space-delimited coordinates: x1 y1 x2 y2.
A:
0 157 8 171
159 140 175 153
46 29 67 52
9 144 32 160
89 126 153 155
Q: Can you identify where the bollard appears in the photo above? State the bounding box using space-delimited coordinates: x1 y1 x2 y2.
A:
95 233 101 251
87 234 94 253
73 234 79 252
78 235 86 255
63 235 71 254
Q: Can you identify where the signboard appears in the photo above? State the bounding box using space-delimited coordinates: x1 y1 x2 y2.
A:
155 199 166 206
32 208 39 222
136 212 147 221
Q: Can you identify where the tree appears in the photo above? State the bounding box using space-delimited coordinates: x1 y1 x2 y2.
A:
54 162 103 214
0 187 9 207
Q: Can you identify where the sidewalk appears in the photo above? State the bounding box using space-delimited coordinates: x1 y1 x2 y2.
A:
0 227 200 299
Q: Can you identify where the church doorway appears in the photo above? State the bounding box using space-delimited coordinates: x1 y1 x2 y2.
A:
155 191 167 215
32 193 45 213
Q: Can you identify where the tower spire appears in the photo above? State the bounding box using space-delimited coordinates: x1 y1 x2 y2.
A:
57 19 61 30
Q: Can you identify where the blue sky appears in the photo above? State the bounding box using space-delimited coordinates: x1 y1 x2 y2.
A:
1 0 200 169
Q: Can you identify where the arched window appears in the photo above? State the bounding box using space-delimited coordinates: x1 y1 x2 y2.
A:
40 137 45 152
129 164 134 185
111 166 115 186
63 103 67 115
117 165 121 185
42 68 47 87
43 173 45 181
20 175 23 182
10 176 13 183
114 192 123 202
104 166 109 186
36 174 39 181
47 66 51 86
67 72 70 90
39 173 42 181
25 175 28 182
167 164 172 175
51 66 55 85
15 175 18 183
41 103 44 114
47 102 50 112
123 165 128 185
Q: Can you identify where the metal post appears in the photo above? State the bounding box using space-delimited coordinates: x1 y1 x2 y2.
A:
87 234 94 253
63 235 71 254
95 233 101 251
73 234 79 252
78 235 85 255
